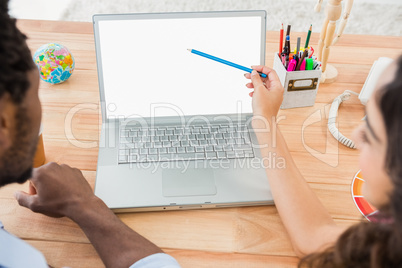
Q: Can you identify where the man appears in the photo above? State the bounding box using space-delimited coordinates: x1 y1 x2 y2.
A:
0 1 180 267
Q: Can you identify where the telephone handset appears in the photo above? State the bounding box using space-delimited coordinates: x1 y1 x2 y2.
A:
328 57 393 149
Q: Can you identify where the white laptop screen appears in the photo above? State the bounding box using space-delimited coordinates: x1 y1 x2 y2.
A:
96 14 264 119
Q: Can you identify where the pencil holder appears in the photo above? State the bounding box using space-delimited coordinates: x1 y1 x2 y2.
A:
273 53 322 109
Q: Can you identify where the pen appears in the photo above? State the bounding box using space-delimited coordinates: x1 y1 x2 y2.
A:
286 24 291 37
286 35 290 56
308 46 314 58
286 24 291 55
285 54 289 69
187 49 267 78
279 23 284 55
296 49 308 71
305 24 312 49
281 38 289 68
295 37 301 66
313 60 321 70
293 54 299 66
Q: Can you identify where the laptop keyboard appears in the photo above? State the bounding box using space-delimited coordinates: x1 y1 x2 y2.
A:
118 124 254 163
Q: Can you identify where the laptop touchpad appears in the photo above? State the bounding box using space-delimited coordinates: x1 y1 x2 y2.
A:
162 168 217 197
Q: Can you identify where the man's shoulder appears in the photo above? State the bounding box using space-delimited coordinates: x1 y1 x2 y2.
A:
0 221 48 268
130 253 181 268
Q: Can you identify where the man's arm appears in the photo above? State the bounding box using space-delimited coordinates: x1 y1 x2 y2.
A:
15 163 165 268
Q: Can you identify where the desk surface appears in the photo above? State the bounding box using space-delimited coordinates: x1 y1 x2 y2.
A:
0 19 401 267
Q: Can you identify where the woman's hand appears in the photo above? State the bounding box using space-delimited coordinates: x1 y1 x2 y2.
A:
245 66 284 123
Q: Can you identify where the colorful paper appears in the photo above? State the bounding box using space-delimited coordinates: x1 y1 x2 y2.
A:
351 170 378 221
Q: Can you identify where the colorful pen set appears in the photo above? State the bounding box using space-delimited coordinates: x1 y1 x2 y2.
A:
279 24 321 72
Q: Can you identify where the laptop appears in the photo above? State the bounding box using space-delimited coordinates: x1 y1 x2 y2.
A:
93 11 274 212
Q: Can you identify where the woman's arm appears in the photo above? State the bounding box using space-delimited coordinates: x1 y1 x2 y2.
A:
246 68 346 257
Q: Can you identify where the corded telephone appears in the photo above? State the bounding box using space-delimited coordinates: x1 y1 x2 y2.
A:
328 57 393 149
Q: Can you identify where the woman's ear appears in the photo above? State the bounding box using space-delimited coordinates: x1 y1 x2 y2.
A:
0 93 16 150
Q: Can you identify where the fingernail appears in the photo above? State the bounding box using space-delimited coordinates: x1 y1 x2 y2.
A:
251 70 258 76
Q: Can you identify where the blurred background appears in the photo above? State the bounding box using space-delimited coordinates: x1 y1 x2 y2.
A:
8 0 402 36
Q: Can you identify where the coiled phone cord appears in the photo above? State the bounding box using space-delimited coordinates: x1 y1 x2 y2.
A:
328 90 359 149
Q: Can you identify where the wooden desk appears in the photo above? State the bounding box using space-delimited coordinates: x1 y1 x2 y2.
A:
0 20 401 267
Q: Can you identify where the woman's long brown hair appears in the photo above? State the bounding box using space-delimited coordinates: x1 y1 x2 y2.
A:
298 56 402 268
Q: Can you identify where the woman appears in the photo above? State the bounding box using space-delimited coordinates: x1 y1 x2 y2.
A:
244 56 402 267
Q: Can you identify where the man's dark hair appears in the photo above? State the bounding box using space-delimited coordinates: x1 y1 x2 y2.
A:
0 0 36 104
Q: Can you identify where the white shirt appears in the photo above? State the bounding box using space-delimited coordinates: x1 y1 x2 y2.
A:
130 253 181 268
0 221 181 268
0 221 48 268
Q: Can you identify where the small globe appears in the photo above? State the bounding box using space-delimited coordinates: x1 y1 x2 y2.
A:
33 43 75 84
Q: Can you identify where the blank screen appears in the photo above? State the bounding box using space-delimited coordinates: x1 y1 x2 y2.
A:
97 15 263 119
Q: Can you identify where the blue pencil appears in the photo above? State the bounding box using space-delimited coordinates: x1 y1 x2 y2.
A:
187 49 267 78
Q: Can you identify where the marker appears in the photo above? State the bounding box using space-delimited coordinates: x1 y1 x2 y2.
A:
287 59 297 72
187 49 267 78
306 58 314 70
300 58 306 71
